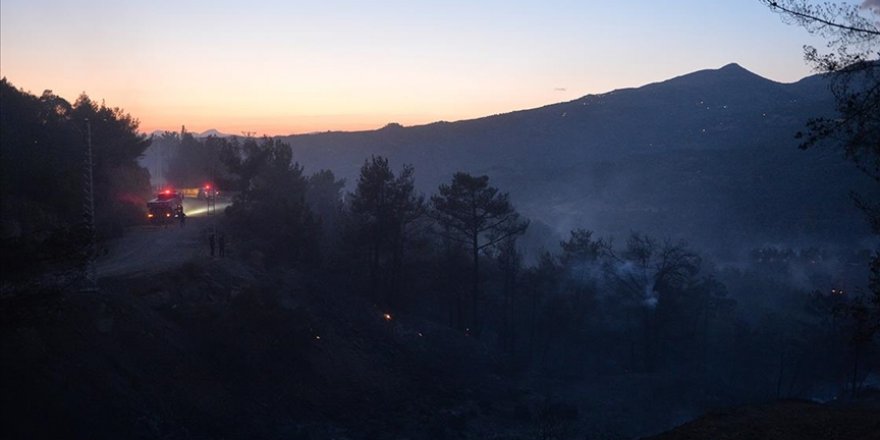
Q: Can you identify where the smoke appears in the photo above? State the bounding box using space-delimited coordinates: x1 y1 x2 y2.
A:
611 261 659 309
566 259 603 284
639 271 658 309
862 0 880 12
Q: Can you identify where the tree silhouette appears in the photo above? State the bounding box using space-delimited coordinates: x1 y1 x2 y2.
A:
223 137 318 264
431 172 528 335
306 169 346 245
764 0 880 296
348 156 424 308
0 79 151 279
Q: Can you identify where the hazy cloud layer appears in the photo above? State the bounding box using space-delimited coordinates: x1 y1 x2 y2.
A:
863 0 880 12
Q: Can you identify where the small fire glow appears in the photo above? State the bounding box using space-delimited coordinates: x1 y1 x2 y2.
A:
315 335 321 340
383 313 392 321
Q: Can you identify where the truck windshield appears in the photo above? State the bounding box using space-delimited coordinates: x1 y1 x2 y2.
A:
157 193 177 201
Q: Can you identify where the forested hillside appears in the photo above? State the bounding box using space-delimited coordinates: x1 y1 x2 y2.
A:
275 64 875 256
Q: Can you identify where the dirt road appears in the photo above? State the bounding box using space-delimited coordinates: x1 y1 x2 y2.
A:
96 198 231 279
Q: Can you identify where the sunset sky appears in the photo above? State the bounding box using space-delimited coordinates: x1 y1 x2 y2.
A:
0 1 848 136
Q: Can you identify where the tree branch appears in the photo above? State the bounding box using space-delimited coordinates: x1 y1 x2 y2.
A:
768 1 880 36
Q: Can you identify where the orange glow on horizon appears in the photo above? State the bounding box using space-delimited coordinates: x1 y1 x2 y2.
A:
60 86 570 136
2 0 823 138
135 113 448 137
2 63 575 137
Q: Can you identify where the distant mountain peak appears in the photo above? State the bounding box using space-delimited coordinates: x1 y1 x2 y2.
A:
145 128 229 138
381 122 405 130
641 62 780 95
197 129 227 138
719 62 747 72
714 62 766 80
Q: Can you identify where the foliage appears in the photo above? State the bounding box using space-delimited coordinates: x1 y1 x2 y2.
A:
559 228 604 266
0 79 151 278
158 127 229 188
347 156 424 307
222 137 319 265
306 169 346 244
431 172 528 334
602 234 701 306
764 0 880 295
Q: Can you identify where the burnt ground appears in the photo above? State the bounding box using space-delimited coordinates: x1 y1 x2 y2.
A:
644 399 880 440
4 258 878 439
0 259 528 439
3 216 879 439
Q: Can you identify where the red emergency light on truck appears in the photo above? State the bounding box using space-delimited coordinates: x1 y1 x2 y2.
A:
146 189 183 224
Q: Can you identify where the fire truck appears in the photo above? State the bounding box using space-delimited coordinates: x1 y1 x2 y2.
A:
147 189 183 224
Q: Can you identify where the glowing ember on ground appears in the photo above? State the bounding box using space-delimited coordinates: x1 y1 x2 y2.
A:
383 313 392 321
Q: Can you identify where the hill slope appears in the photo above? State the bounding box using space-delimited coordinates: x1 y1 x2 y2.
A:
281 64 873 256
645 400 880 440
0 262 520 439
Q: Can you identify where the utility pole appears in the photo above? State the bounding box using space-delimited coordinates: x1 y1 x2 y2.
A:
156 133 164 189
208 136 219 234
205 184 216 222
81 118 98 292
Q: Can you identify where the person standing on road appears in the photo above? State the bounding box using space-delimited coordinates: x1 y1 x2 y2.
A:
179 207 186 227
209 232 215 257
218 233 226 257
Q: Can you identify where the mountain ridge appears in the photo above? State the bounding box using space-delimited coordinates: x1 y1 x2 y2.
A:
142 63 818 138
273 62 875 258
280 62 831 168
290 63 816 136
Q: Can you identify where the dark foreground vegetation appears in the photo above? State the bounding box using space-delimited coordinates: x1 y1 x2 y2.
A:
3 257 879 439
0 78 151 282
646 400 880 440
